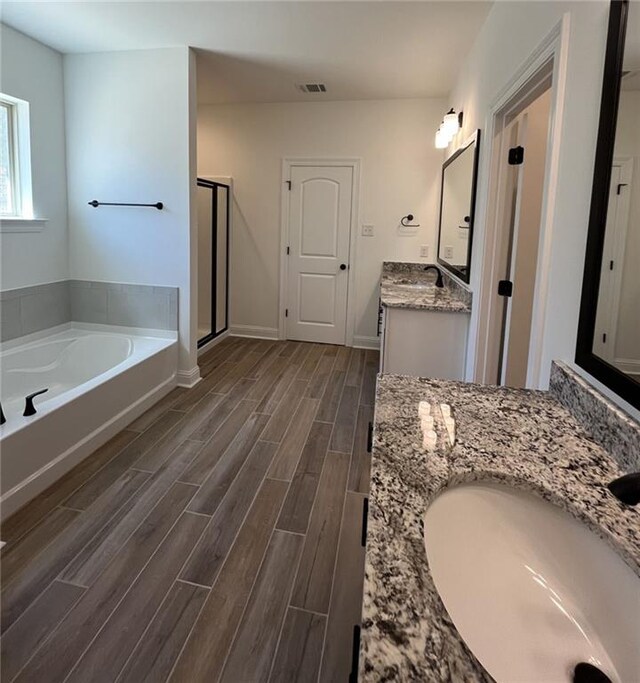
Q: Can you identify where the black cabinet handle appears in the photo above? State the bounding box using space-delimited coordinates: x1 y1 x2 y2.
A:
361 497 369 547
340 263 347 271
24 388 49 417
367 422 373 453
349 624 361 683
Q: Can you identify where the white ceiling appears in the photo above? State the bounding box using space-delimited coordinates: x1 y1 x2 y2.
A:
0 1 493 104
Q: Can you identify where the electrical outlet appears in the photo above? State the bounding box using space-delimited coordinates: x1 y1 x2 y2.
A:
362 224 374 237
444 246 454 259
419 245 429 258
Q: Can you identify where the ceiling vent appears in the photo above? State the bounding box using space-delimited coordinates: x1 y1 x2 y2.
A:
296 83 327 93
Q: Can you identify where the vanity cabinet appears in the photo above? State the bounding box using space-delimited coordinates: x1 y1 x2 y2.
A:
379 305 469 379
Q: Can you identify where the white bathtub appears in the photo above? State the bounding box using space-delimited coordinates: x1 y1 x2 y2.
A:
0 324 178 520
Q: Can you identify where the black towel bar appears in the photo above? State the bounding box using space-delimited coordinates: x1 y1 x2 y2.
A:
88 200 163 210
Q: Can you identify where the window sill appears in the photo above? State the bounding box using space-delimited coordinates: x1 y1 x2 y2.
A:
0 218 47 233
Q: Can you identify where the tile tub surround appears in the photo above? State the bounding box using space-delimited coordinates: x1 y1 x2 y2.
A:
0 280 178 341
69 281 178 331
0 282 71 341
380 261 472 312
550 361 640 471
361 374 640 681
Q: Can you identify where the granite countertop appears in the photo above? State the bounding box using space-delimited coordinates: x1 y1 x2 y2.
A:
360 373 640 681
380 262 472 313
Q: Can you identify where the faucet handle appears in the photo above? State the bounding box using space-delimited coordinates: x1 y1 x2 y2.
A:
24 388 49 417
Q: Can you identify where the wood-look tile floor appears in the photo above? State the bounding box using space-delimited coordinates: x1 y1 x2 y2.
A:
0 337 378 683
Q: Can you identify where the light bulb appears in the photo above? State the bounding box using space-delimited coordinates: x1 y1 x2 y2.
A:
442 109 459 139
435 127 448 149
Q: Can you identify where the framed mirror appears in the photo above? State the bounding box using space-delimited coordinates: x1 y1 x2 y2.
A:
437 130 481 284
576 0 639 409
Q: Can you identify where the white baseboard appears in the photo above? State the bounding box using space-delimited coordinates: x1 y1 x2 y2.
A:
352 335 380 350
230 324 280 340
197 330 230 357
614 357 640 375
177 365 201 388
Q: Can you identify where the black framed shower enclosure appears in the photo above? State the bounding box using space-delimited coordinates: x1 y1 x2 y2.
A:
196 178 230 348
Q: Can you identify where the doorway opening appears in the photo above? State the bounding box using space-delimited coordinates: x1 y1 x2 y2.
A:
279 159 360 346
481 63 556 389
196 178 230 348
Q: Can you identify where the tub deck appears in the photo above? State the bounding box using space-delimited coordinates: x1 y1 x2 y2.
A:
0 336 378 683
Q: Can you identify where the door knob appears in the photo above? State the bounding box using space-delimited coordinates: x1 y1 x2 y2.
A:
340 264 347 271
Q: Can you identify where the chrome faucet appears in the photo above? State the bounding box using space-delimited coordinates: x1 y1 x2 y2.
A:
423 265 444 288
607 472 640 506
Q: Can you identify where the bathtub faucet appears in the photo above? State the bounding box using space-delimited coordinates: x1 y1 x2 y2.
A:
24 388 49 417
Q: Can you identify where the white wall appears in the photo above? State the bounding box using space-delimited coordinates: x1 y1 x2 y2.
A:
448 0 639 420
64 47 198 376
613 91 640 366
0 24 69 289
197 98 445 344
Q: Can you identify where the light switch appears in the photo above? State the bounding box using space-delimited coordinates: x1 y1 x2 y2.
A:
444 246 454 259
362 224 374 237
420 245 429 258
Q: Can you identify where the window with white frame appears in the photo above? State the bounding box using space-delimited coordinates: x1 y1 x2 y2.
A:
0 93 33 220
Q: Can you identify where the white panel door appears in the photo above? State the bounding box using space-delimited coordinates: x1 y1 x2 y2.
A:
286 165 353 344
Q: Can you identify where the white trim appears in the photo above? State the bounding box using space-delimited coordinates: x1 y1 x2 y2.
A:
352 335 381 350
199 175 233 186
613 358 640 376
230 324 279 340
0 218 47 233
0 93 34 221
595 157 633 364
197 329 230 357
176 365 201 388
471 15 570 389
279 157 361 346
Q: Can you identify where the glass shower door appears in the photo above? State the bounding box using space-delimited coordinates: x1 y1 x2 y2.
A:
197 178 229 347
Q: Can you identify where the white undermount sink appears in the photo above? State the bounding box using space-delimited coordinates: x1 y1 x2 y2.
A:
424 482 640 682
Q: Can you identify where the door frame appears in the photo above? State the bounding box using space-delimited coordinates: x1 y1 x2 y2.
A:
196 175 233 357
278 157 361 345
196 178 231 350
471 15 570 388
594 156 633 365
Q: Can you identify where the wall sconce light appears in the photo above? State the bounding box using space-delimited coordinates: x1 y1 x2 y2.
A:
435 109 463 149
435 128 448 149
